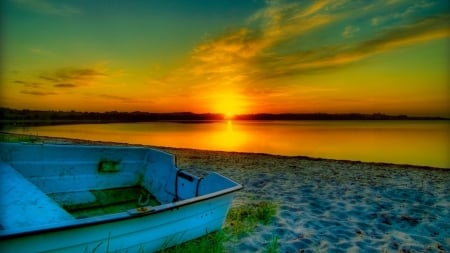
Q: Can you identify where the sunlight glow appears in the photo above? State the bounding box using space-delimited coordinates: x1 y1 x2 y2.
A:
212 92 247 119
225 112 235 120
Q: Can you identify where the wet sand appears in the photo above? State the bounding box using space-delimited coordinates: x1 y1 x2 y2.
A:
1 134 449 252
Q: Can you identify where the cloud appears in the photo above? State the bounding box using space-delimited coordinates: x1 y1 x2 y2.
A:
38 75 59 82
182 0 342 89
248 0 340 46
14 65 110 98
53 83 77 88
355 15 449 55
188 1 449 81
255 14 450 78
14 80 42 88
39 66 108 87
342 25 360 38
12 0 81 16
20 90 57 96
371 17 383 26
99 94 131 102
371 0 436 26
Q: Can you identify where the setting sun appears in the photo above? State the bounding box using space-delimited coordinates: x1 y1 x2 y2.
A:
224 112 234 120
211 92 248 119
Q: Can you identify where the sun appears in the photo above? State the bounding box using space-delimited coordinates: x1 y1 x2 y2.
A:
212 92 247 120
224 112 235 120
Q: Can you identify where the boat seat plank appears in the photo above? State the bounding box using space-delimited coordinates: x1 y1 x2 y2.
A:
0 162 74 230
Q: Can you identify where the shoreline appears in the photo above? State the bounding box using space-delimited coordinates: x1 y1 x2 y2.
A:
1 133 449 252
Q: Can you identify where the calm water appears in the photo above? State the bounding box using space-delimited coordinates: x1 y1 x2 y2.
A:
9 120 450 168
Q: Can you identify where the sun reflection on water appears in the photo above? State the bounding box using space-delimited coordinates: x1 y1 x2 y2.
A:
204 120 248 151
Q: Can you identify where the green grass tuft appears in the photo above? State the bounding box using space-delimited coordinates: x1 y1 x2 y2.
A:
226 201 277 237
159 201 278 253
264 235 279 253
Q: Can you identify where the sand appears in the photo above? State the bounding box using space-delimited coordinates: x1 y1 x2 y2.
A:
160 147 450 253
1 134 449 252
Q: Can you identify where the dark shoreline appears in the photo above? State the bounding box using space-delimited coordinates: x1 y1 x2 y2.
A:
2 118 449 130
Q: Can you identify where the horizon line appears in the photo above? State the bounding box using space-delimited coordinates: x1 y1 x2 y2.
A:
1 107 448 120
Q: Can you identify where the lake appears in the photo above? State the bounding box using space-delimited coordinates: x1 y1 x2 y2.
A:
8 120 450 168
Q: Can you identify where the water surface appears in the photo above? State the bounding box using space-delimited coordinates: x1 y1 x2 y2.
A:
9 120 450 168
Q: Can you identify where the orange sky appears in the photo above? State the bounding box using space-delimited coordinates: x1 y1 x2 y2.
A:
1 0 449 117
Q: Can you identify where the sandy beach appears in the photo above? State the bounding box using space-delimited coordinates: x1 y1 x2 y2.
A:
159 147 449 252
1 135 449 252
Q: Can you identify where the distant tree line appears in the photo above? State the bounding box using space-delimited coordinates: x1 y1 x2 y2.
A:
0 107 223 128
0 108 222 121
0 107 447 128
233 113 447 121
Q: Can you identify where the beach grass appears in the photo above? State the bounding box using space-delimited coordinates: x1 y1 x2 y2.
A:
264 235 279 253
226 201 277 237
159 201 278 253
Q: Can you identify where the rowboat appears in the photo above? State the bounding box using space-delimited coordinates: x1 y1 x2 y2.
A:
0 142 242 252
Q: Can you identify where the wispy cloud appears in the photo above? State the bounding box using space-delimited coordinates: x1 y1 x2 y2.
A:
14 80 42 88
356 15 449 54
12 0 81 16
14 80 27 85
20 90 57 96
248 0 341 48
371 1 436 26
257 14 449 79
342 25 360 38
16 65 110 97
178 1 343 92
39 66 108 87
53 83 77 88
99 94 132 102
162 0 448 93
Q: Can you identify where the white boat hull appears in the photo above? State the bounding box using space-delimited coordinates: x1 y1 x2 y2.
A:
2 194 234 252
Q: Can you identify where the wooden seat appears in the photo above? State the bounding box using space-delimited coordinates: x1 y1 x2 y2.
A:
0 163 73 230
